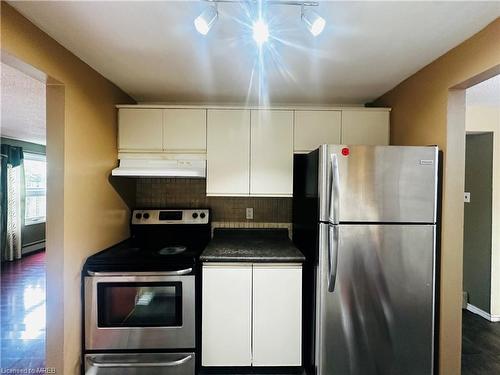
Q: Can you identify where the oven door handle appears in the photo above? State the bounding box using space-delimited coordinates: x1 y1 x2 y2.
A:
86 354 193 368
86 268 193 276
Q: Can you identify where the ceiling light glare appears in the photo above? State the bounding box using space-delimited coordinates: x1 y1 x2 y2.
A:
302 8 325 36
252 19 269 46
194 6 218 35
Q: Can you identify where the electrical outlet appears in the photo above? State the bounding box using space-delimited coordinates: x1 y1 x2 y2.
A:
464 192 471 203
246 208 254 220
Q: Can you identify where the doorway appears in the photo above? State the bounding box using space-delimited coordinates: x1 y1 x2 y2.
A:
461 75 500 374
1 61 47 370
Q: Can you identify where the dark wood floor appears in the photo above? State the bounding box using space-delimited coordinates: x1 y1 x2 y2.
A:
462 310 500 375
1 251 46 371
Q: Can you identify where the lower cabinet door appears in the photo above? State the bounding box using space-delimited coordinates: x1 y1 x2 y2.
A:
84 353 195 375
252 264 302 366
202 264 252 366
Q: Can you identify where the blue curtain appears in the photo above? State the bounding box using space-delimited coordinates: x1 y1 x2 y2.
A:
1 144 24 261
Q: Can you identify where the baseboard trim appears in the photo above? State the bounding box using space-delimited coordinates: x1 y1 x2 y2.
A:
466 303 500 322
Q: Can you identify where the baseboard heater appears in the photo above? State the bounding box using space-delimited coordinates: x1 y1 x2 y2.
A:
22 240 45 254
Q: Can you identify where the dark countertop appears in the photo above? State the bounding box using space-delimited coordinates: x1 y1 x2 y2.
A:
200 229 305 263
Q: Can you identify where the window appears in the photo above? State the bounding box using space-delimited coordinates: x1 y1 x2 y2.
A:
24 153 46 225
97 282 183 327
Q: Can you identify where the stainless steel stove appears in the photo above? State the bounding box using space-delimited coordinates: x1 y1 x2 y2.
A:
82 209 210 375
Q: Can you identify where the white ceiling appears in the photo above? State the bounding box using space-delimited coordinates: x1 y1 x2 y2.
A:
9 1 500 105
467 75 500 107
1 63 46 145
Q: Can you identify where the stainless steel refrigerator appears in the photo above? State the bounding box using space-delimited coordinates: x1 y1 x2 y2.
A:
293 145 438 375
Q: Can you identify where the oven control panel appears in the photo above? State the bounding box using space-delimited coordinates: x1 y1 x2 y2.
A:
132 209 209 225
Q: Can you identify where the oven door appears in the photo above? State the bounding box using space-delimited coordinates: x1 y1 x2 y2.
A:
84 271 195 350
84 353 195 375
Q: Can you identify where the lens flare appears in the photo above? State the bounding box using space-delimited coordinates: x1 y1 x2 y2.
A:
252 19 269 45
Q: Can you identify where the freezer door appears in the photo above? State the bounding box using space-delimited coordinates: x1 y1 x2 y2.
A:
318 145 438 223
316 224 435 375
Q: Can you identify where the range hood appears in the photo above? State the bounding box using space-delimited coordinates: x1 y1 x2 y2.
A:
112 157 206 178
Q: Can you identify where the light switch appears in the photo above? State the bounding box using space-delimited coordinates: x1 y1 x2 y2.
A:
246 208 254 220
464 192 471 203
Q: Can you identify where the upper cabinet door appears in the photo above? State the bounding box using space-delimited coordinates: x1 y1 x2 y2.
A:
341 110 390 145
250 110 294 196
294 110 341 153
118 108 163 151
163 109 206 152
207 110 250 196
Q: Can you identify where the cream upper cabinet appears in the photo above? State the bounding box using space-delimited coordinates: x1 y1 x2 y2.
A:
341 110 390 145
118 108 163 151
294 110 341 153
118 108 206 152
250 110 294 196
163 109 206 152
207 110 250 196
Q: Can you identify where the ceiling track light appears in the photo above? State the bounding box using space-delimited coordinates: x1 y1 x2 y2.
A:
195 0 325 40
194 5 218 35
301 6 325 36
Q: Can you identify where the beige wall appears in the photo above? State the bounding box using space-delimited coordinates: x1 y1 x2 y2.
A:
1 3 135 373
466 105 500 317
373 18 500 374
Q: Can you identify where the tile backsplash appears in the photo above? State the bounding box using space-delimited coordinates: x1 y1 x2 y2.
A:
136 178 292 223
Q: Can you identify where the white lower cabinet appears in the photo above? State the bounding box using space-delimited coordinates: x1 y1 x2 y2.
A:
252 264 302 366
202 264 252 366
202 263 302 367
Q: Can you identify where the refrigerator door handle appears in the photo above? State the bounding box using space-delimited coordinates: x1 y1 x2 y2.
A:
329 153 340 224
328 225 339 293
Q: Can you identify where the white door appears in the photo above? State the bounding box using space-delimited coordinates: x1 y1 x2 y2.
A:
341 110 390 145
252 264 302 366
202 264 252 366
250 110 294 196
294 110 341 153
162 109 206 152
207 110 250 196
118 108 163 151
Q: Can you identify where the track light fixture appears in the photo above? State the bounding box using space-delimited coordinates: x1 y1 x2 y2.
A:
301 7 325 36
194 0 326 41
194 5 218 35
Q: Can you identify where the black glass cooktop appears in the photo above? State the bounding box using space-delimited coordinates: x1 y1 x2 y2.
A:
83 237 209 272
83 215 211 273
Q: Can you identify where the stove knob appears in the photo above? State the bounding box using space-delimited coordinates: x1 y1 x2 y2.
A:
192 212 198 219
200 212 206 219
135 213 142 219
143 213 150 219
